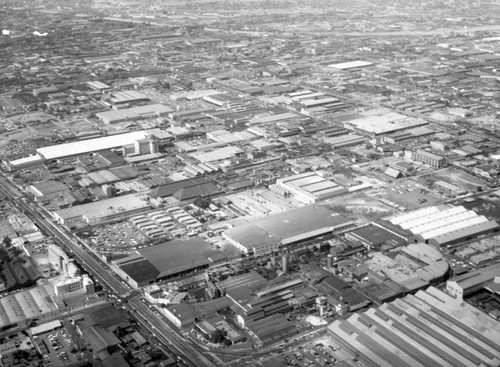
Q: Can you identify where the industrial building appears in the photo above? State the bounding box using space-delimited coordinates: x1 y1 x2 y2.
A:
364 243 449 293
272 171 348 204
53 194 150 226
224 205 354 255
446 263 500 300
324 134 367 148
187 146 243 164
383 205 499 247
328 60 374 70
5 155 44 171
35 128 172 161
328 286 500 367
343 110 428 136
28 180 70 201
0 285 59 331
244 314 297 346
112 255 160 288
114 238 226 287
345 224 407 250
95 104 173 124
412 150 447 169
150 177 221 201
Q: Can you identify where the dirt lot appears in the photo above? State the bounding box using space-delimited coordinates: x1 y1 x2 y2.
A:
379 182 442 210
424 168 489 192
324 192 397 222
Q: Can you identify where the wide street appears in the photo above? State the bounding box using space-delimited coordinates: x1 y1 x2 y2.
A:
0 173 219 367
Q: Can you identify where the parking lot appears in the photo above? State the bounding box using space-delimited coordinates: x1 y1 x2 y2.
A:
35 328 85 366
77 221 148 254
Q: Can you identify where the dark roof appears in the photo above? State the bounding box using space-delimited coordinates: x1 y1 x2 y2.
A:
219 270 267 291
109 165 139 180
245 314 296 342
322 275 350 294
118 258 159 284
173 182 221 201
151 177 211 198
81 324 121 353
139 238 224 278
349 225 406 246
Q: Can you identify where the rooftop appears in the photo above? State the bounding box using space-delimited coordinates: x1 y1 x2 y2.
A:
55 194 150 222
139 238 225 278
36 128 170 160
328 286 500 367
225 205 353 248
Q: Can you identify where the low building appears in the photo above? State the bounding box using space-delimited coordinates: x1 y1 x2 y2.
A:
272 171 348 204
80 324 121 357
446 263 500 300
385 205 499 247
245 314 297 346
53 194 150 226
224 205 354 255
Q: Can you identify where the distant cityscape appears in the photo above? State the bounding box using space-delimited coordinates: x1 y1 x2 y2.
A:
0 0 500 366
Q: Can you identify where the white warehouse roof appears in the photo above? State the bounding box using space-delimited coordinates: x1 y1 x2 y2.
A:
36 128 169 160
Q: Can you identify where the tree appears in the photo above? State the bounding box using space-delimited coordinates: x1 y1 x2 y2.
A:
211 329 226 343
3 236 12 248
194 196 211 209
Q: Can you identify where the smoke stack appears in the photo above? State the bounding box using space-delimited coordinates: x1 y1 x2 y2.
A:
282 254 289 274
327 254 334 268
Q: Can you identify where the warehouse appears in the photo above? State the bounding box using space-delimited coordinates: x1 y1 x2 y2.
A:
95 104 174 124
224 205 354 255
36 129 172 161
324 134 366 148
115 238 226 287
273 171 348 204
150 177 221 201
328 286 500 367
113 255 160 288
345 224 407 250
28 180 70 200
139 238 226 279
0 285 58 331
446 263 500 300
53 194 150 226
385 205 499 247
244 314 297 346
343 110 427 136
328 60 374 70
188 146 243 164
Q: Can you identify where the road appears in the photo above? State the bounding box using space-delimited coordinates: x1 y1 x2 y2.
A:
0 172 219 367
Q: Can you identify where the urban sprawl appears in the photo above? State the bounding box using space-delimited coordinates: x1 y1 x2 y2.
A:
1 1 500 366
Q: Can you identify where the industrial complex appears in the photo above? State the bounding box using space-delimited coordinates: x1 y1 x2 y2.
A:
1 1 500 366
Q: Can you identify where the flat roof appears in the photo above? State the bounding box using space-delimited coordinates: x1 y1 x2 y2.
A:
55 194 149 221
36 128 170 160
188 146 243 163
118 258 160 284
344 111 427 135
139 238 224 278
328 60 374 69
226 205 353 247
30 320 62 335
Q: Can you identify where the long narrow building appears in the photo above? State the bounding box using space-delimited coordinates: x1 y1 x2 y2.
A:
328 286 500 367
